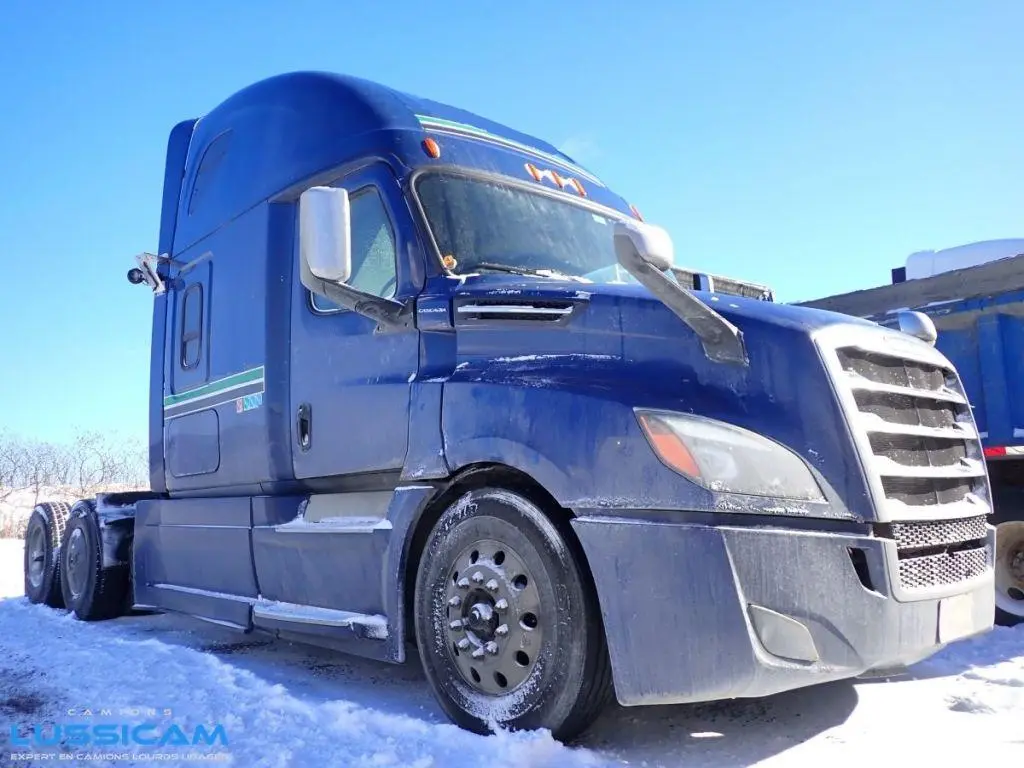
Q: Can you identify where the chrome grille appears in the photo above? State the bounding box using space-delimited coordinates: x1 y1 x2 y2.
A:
868 433 967 468
818 327 993 598
898 548 989 590
837 348 945 391
833 345 986 513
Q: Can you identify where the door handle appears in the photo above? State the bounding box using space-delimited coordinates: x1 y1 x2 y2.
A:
297 403 312 451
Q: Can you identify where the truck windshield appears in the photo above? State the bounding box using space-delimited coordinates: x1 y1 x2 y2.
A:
415 172 633 282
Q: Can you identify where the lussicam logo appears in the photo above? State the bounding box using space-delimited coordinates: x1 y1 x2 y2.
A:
9 721 229 748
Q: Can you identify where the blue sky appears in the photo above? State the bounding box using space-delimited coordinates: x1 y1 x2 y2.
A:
1 1 1022 444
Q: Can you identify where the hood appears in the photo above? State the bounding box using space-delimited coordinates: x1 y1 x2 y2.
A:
447 274 879 520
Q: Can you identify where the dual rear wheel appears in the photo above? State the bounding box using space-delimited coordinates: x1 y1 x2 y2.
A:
23 500 129 621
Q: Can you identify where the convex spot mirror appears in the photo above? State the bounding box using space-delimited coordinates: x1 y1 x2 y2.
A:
299 186 352 285
896 310 938 346
613 219 675 272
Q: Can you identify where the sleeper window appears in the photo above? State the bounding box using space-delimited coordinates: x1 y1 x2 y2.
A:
180 283 203 369
311 187 397 312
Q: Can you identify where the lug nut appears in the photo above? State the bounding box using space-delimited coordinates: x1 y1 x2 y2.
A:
448 596 462 607
449 619 465 630
485 579 499 592
457 638 471 650
495 624 509 637
485 641 499 656
472 572 484 584
495 598 508 611
457 577 470 590
471 647 486 659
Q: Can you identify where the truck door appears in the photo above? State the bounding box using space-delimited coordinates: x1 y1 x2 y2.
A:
289 163 418 481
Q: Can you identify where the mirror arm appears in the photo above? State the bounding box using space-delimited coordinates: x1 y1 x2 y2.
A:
621 258 749 367
313 279 414 330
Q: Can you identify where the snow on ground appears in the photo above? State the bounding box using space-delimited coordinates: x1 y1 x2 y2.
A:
0 537 1022 767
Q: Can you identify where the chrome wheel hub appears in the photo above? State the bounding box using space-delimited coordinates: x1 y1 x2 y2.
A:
66 527 88 601
443 539 543 695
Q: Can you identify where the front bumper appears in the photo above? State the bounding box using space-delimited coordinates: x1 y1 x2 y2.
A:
571 514 995 707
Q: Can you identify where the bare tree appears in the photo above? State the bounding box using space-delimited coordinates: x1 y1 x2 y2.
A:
0 429 148 537
0 430 24 502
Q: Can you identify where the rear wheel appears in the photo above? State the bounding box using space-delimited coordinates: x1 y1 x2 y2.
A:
60 501 130 621
23 502 72 608
413 487 612 741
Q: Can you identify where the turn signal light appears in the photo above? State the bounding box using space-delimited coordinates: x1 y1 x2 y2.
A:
637 412 702 481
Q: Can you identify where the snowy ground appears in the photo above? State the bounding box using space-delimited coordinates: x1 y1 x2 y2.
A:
0 538 1022 767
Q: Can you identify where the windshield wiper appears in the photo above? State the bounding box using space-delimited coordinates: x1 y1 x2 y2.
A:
471 262 589 282
474 262 542 275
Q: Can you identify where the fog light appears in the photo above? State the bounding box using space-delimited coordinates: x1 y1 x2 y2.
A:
748 604 819 663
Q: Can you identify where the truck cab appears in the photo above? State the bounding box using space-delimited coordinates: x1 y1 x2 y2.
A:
24 71 997 741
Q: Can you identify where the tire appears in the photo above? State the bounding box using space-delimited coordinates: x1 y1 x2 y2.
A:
413 487 612 741
990 484 1024 627
993 519 1024 627
59 501 129 621
23 502 72 608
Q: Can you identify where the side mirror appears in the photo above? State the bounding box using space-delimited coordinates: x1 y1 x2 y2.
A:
613 219 675 272
299 186 352 285
612 217 748 366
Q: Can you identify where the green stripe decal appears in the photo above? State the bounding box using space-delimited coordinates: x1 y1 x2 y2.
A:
163 366 265 408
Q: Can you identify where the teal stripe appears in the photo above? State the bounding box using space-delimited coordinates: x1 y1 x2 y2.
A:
163 366 265 407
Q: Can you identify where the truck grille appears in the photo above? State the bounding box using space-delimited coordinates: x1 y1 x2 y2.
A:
898 548 989 590
819 332 993 598
890 515 988 551
888 514 990 591
834 347 986 515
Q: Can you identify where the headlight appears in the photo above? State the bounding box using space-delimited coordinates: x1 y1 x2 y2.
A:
635 409 825 501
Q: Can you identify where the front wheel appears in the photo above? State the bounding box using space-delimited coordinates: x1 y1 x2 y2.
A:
413 487 612 741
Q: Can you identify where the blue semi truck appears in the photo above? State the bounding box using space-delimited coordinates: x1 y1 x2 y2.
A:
803 240 1024 628
22 72 998 740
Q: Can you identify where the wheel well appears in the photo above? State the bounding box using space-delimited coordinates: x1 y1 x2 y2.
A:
402 463 599 644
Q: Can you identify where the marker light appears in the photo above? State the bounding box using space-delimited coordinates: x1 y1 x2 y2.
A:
629 204 644 221
523 163 586 196
422 138 441 158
